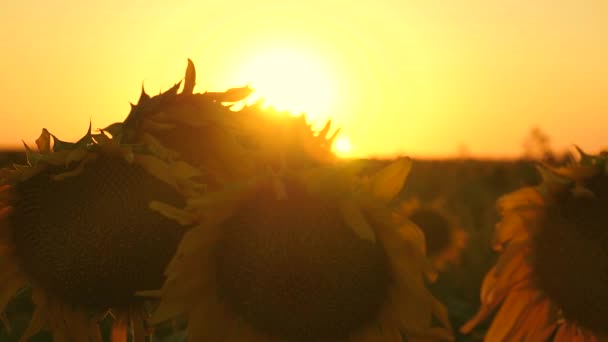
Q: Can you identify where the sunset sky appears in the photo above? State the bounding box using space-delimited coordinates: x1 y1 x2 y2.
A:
1 0 607 158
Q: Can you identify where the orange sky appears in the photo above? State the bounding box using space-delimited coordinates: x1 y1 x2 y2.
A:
1 0 607 158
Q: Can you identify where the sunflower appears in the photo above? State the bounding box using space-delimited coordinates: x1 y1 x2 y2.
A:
393 198 468 279
460 150 608 341
105 60 339 188
145 158 454 341
0 126 203 341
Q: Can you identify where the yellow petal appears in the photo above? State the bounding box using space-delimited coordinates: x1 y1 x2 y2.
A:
497 187 544 215
340 199 376 242
148 201 197 226
492 213 529 251
368 157 412 203
506 298 556 341
134 155 178 188
485 288 540 341
370 158 412 202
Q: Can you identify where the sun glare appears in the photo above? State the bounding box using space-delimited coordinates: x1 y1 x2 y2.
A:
236 48 335 122
333 136 353 157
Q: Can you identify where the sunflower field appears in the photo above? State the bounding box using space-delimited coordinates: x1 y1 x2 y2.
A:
0 61 605 342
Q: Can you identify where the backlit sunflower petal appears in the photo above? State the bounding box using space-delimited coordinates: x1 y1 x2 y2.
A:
554 323 596 342
485 287 540 342
492 213 529 251
139 133 180 160
492 251 533 303
397 220 427 256
134 155 178 188
506 298 556 341
496 186 544 215
340 199 376 242
431 296 452 331
553 165 599 183
537 164 575 196
460 261 532 334
368 157 412 203
165 225 219 269
495 240 528 275
149 201 197 226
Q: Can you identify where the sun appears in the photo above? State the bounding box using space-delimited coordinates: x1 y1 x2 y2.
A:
333 136 353 157
236 47 335 121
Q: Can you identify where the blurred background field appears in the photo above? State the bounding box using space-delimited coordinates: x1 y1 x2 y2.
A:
0 148 546 341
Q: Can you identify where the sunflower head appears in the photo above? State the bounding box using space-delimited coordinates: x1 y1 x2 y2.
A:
150 158 453 341
0 126 200 340
105 60 339 189
394 198 468 275
528 150 608 334
462 148 608 340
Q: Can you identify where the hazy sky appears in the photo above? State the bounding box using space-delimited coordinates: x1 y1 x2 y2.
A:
1 0 607 158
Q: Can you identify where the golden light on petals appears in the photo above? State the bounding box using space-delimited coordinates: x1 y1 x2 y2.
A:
462 151 608 341
151 158 454 341
0 127 200 341
393 197 468 276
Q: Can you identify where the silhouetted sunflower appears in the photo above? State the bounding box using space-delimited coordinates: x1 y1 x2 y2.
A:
461 150 608 341
106 60 339 189
393 198 468 279
0 127 202 341
145 158 454 341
